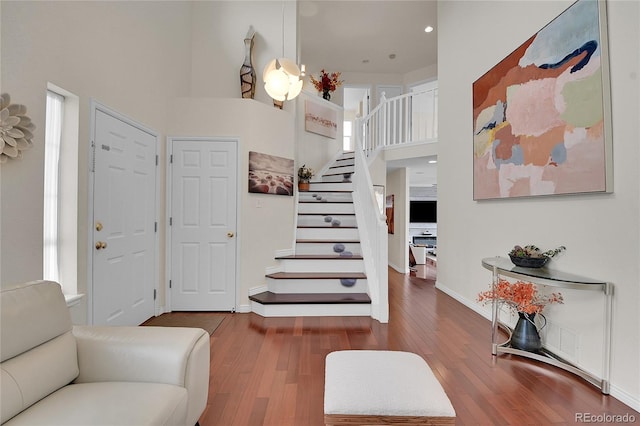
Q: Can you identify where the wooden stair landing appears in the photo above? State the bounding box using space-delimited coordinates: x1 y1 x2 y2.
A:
274 254 363 260
266 272 366 279
249 291 371 305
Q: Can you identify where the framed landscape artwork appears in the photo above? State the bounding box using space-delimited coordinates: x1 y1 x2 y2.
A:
473 0 613 200
305 99 338 139
248 151 294 196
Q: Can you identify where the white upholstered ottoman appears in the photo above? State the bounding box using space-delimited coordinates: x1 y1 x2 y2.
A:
324 350 455 425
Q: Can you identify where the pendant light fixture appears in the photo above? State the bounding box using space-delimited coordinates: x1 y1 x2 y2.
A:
263 2 303 102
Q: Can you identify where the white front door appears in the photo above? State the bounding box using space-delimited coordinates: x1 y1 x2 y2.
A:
91 106 157 326
169 138 237 311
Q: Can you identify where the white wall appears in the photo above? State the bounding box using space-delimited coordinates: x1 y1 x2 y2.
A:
1 1 300 320
386 168 409 273
437 0 639 409
189 0 298 108
1 1 193 299
167 98 295 311
296 90 343 175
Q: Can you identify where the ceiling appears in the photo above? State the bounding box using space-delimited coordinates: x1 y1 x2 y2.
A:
298 1 439 192
299 1 438 75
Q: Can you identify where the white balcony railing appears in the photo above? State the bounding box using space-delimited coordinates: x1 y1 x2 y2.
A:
355 87 438 158
351 137 389 322
349 86 437 323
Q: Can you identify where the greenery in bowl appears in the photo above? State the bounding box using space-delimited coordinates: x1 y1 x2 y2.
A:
509 245 566 259
298 164 314 181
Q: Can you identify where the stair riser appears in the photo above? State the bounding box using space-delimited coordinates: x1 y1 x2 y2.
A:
266 278 368 293
327 165 355 175
295 242 362 255
307 182 352 192
280 259 364 273
251 302 371 318
297 215 357 227
321 174 353 183
334 159 354 167
298 203 355 214
299 193 353 202
296 227 359 240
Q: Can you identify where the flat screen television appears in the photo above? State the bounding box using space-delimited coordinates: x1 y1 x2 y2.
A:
410 200 437 223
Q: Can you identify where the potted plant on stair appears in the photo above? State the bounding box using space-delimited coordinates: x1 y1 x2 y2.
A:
298 164 314 192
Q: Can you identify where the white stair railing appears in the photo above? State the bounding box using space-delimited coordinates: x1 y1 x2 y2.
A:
356 87 438 159
351 141 389 323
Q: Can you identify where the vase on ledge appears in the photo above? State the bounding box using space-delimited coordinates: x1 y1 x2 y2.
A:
511 312 543 352
298 180 310 192
322 89 331 101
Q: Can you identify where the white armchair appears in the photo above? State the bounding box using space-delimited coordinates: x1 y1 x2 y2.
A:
1 280 209 426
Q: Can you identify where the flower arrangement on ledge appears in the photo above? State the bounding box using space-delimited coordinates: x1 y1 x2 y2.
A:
298 164 314 182
477 279 564 315
310 69 343 100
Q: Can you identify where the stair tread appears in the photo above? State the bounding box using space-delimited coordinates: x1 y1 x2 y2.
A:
302 189 353 192
266 272 367 279
298 213 355 216
297 225 357 229
275 254 363 260
249 291 370 305
323 172 354 177
296 239 360 243
299 200 353 204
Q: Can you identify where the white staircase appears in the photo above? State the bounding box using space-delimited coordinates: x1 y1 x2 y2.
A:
249 152 372 317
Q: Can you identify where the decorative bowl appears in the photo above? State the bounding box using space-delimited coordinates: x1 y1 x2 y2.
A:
509 254 549 268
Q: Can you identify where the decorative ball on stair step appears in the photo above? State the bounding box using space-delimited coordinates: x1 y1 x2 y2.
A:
331 219 341 226
340 278 357 287
339 251 353 257
324 216 333 222
333 243 345 253
316 196 323 201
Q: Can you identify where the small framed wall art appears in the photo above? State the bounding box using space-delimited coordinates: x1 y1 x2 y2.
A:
248 151 294 196
305 99 338 139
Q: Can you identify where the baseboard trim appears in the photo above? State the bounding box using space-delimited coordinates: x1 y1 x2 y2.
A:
236 304 251 314
248 285 268 296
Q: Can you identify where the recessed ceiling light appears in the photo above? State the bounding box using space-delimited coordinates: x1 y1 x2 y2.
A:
428 160 437 164
425 26 434 33
388 53 396 60
362 59 370 64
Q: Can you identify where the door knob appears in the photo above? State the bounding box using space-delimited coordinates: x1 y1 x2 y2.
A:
95 222 103 231
95 241 107 250
227 232 235 238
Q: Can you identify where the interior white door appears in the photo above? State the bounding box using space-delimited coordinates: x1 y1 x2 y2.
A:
170 139 237 311
92 108 157 326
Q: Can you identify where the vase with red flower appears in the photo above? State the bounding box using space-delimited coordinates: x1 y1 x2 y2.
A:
477 279 562 352
310 69 343 101
511 311 544 352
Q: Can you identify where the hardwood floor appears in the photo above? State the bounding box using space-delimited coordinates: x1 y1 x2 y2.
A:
200 267 638 425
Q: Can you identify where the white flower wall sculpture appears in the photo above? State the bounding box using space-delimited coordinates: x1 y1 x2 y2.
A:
1 93 36 164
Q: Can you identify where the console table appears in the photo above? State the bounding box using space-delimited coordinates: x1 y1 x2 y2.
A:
481 256 612 394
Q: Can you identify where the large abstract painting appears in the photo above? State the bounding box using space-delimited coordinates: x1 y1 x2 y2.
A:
473 0 612 200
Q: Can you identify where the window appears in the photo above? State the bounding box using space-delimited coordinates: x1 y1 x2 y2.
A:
42 84 79 294
43 90 64 282
343 120 352 151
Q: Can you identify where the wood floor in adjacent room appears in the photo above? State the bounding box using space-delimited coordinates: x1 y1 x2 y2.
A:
199 266 638 425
